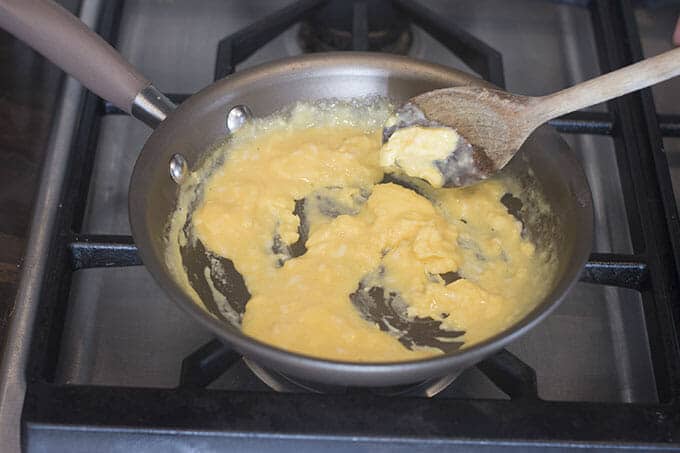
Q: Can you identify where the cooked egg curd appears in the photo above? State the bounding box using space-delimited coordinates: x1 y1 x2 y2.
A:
166 100 555 362
380 126 460 187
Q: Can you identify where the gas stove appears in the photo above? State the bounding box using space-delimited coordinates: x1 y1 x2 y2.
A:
1 0 680 451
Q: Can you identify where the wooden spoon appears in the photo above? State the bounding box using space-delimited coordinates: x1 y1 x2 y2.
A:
382 46 680 188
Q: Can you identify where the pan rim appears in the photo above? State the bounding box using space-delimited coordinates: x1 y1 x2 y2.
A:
129 52 594 386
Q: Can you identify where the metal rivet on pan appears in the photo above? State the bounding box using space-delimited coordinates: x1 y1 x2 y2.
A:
169 153 188 184
226 105 252 133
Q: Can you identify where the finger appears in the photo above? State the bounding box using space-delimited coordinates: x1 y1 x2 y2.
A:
674 16 680 46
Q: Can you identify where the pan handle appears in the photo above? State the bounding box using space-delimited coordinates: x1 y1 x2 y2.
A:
0 0 175 128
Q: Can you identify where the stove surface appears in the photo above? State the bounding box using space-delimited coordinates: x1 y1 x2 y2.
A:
55 0 659 403
4 1 680 452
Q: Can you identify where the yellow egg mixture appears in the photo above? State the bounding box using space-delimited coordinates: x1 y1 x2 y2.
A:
167 100 555 362
380 126 462 188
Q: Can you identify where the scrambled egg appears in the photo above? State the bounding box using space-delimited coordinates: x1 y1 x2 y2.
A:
380 126 460 187
167 100 555 362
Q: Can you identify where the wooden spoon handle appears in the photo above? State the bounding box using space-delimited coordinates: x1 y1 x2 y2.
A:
529 46 680 123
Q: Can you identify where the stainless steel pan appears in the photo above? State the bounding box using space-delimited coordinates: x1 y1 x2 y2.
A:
0 0 593 386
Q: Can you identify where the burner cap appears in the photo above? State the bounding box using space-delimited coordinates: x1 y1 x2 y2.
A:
298 0 412 54
244 358 460 397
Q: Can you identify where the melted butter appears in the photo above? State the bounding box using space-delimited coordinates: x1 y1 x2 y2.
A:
167 100 555 362
380 126 459 187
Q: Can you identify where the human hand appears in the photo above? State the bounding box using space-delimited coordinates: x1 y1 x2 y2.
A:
674 16 680 46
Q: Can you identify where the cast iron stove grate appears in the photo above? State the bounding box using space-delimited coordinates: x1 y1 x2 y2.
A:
21 0 680 450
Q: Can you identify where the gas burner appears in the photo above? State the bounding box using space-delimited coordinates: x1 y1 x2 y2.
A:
243 358 460 397
297 0 412 54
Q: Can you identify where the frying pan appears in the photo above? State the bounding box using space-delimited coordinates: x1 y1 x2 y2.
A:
0 0 593 386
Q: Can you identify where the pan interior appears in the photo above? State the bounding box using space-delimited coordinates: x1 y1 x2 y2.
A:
129 54 592 384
